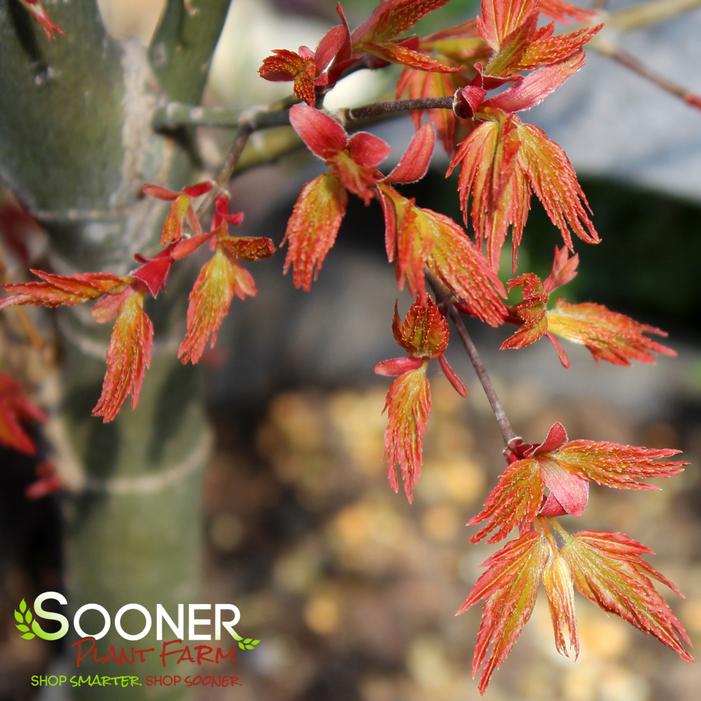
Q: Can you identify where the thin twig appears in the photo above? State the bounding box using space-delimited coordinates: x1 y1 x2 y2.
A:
604 0 701 31
343 96 454 122
196 94 457 210
592 40 701 110
427 274 517 449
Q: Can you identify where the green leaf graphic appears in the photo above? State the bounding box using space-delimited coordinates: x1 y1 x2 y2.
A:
15 598 36 640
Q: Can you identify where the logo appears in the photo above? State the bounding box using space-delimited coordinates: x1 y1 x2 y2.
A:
14 592 260 650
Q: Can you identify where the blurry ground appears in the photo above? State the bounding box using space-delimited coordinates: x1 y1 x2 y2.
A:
197 343 701 701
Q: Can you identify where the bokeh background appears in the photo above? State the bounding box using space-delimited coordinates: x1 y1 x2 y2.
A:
1 1 700 699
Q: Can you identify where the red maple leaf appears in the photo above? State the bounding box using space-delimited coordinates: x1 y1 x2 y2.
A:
284 107 436 290
375 296 466 501
20 0 64 40
142 181 213 246
0 372 46 455
469 422 686 542
561 530 693 662
91 289 154 423
179 205 275 365
458 530 550 693
500 247 676 367
476 0 601 77
351 0 461 72
447 54 599 270
258 24 350 104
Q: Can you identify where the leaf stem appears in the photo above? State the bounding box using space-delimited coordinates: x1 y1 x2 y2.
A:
427 274 517 449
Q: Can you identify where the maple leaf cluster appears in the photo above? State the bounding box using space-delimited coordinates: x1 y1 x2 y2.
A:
1 185 274 422
256 0 693 691
0 0 694 693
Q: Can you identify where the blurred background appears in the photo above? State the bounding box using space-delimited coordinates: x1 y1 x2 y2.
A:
1 1 700 699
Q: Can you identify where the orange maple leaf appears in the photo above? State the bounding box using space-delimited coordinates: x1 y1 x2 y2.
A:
179 215 275 365
379 183 507 326
142 181 212 247
500 247 676 367
376 296 466 501
282 173 348 291
0 270 128 310
477 0 601 77
561 530 693 662
381 363 431 502
259 48 319 106
458 529 550 693
547 298 677 366
92 289 154 423
469 422 686 542
351 0 460 72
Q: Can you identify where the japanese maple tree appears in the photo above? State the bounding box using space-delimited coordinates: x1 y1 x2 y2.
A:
0 0 697 695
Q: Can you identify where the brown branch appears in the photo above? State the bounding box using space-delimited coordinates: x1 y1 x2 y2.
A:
592 40 701 110
343 96 454 122
427 275 517 450
195 94 456 210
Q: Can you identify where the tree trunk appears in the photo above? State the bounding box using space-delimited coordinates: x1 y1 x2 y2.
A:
0 2 231 697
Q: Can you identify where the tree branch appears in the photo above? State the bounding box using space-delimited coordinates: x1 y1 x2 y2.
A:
591 39 701 110
193 95 457 210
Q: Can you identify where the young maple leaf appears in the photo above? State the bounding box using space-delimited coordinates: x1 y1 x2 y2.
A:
542 550 579 659
500 273 549 350
285 107 435 290
458 530 550 693
258 24 349 105
0 269 129 309
378 183 507 326
142 181 212 246
469 422 686 542
92 289 154 423
476 0 601 77
500 247 676 367
179 209 275 365
547 299 677 366
289 103 392 205
561 530 694 662
0 372 47 455
20 0 64 40
539 0 596 24
375 296 466 501
350 0 461 72
380 363 431 502
282 173 348 291
447 54 599 270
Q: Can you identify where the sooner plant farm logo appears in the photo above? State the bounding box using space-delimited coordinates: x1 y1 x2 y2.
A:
13 592 260 691
14 592 259 650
